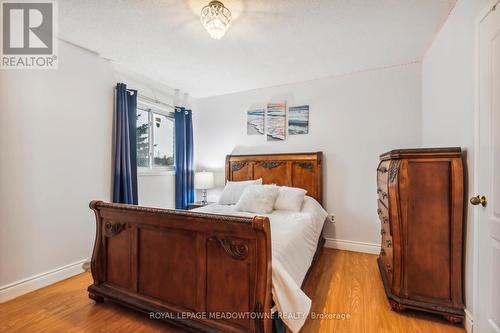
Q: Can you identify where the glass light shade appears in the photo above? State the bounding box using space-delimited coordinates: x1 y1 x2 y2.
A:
195 171 215 190
200 1 231 39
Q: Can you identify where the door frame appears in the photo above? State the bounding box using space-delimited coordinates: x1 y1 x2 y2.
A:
473 1 500 332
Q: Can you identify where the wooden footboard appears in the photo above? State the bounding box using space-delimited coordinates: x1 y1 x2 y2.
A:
88 200 273 333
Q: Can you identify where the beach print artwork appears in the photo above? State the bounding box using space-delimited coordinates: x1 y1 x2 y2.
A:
266 102 286 141
246 108 265 135
288 105 309 135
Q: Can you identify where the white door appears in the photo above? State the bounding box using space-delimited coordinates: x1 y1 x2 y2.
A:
477 3 500 333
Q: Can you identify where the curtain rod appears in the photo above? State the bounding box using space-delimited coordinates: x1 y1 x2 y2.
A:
115 88 175 109
135 93 175 109
116 86 176 109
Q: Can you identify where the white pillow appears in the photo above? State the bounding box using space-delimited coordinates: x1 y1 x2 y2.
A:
235 185 280 214
274 186 307 212
218 179 263 205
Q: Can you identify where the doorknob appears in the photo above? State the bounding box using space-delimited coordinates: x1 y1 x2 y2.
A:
470 195 487 207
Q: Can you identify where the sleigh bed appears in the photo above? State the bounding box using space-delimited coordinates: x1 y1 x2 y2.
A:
88 152 325 333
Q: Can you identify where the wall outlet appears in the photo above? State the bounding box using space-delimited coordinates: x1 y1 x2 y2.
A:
328 214 335 223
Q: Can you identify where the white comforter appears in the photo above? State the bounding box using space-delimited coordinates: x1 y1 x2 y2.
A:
193 196 328 333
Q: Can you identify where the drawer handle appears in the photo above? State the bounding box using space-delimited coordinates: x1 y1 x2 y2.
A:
386 239 392 247
377 189 388 198
378 167 388 173
386 265 392 273
381 229 386 235
378 209 388 222
380 248 386 256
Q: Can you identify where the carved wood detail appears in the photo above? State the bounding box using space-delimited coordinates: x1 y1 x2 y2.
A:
232 161 248 172
104 221 127 237
294 161 314 171
211 237 249 260
258 161 283 169
92 201 254 225
388 160 400 183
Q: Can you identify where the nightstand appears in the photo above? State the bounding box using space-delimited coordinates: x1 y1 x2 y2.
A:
186 201 214 210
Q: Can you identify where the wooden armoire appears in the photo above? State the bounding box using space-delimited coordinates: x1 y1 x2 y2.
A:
376 148 465 323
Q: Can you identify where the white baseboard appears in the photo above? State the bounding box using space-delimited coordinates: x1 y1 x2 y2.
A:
325 238 381 254
464 308 474 333
0 259 87 303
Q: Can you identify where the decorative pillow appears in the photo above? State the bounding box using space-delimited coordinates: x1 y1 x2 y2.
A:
274 186 307 212
235 185 280 214
218 179 263 205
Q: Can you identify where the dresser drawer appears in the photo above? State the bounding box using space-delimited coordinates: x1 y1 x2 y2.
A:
380 247 393 274
377 200 389 226
381 234 394 282
380 223 391 241
382 233 393 251
377 200 392 242
377 161 390 183
377 187 389 208
377 175 388 194
377 161 390 208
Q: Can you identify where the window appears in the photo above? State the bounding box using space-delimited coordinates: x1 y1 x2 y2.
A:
136 101 175 172
136 109 150 167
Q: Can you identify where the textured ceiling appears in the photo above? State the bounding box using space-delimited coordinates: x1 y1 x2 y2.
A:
58 0 455 97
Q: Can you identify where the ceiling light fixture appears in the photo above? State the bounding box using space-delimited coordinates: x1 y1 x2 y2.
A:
200 1 232 40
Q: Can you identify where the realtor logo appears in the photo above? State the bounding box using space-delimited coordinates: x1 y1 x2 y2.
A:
1 0 58 69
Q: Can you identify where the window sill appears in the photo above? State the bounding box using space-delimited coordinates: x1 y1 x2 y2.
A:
138 170 176 177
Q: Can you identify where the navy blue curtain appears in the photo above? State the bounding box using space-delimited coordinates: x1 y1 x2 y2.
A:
113 83 138 204
175 107 194 209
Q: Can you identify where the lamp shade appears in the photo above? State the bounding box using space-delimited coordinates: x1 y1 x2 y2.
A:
194 171 215 190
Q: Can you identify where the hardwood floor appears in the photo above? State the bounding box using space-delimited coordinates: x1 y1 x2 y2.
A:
0 249 466 333
301 250 465 333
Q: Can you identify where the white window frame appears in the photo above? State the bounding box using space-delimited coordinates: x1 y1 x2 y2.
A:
137 98 176 175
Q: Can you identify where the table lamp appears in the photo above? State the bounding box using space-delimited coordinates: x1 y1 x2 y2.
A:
194 171 214 204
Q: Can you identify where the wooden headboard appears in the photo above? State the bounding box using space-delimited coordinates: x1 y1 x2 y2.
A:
225 152 323 205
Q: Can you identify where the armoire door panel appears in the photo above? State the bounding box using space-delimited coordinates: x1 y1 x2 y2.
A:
406 161 451 301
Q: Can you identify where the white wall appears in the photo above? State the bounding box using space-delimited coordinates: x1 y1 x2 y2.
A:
0 40 115 299
421 0 491 324
194 63 422 246
138 173 176 208
0 40 177 301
